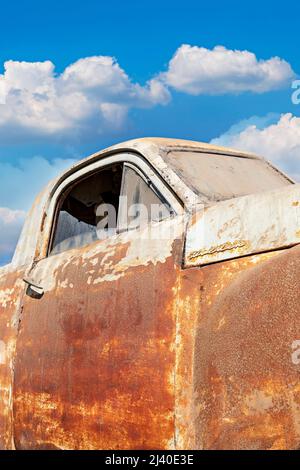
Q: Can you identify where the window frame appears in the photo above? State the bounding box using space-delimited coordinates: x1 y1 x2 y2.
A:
45 153 184 258
117 162 175 234
49 162 123 256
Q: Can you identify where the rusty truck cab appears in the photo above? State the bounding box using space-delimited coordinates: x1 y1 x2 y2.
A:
1 138 300 450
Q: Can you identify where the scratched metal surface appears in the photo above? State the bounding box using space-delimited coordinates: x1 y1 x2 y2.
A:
0 266 24 449
5 245 300 450
12 220 185 449
186 245 300 449
185 184 300 266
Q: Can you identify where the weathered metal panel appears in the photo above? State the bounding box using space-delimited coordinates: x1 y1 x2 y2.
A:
188 244 300 449
13 219 185 450
10 240 300 450
185 184 300 267
164 150 291 203
0 266 24 449
11 181 55 269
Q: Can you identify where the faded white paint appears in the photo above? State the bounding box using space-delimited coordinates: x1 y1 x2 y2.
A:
27 214 185 293
185 183 300 267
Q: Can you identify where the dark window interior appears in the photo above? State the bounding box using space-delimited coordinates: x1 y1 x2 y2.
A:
49 163 172 256
50 163 123 255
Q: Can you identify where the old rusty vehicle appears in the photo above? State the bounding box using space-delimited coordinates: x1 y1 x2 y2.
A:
1 137 300 450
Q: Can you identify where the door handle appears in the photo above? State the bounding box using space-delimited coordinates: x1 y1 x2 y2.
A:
23 278 44 299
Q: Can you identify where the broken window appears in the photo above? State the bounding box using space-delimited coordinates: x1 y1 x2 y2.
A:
118 165 172 232
50 164 123 255
49 162 172 256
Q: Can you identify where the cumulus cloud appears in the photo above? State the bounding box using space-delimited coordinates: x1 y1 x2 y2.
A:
0 56 170 140
211 113 300 181
160 44 295 95
0 46 295 143
0 207 26 264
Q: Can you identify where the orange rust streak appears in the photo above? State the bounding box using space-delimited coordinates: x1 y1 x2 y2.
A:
186 245 300 449
0 269 25 450
13 242 183 450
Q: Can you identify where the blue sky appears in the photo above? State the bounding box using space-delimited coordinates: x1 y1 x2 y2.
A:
0 0 300 264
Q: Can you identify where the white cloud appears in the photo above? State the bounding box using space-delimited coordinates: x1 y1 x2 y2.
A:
0 207 26 264
0 56 170 139
0 46 295 141
161 44 295 95
211 113 300 181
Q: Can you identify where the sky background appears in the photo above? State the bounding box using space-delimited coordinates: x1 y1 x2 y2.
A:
1 0 300 264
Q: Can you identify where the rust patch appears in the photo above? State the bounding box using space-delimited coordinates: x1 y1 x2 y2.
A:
190 245 300 449
0 268 25 450
13 236 185 450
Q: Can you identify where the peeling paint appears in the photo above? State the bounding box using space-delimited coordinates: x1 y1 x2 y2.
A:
185 183 300 266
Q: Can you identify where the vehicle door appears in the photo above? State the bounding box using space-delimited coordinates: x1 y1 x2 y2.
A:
13 153 185 450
